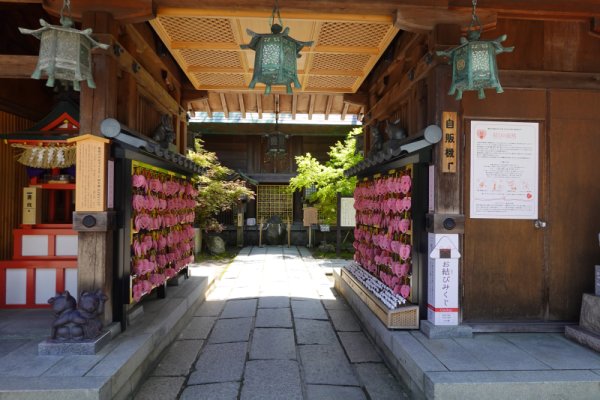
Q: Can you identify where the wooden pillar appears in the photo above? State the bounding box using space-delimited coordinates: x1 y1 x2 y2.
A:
76 11 119 325
428 25 463 215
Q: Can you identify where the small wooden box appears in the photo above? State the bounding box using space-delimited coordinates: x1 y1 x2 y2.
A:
340 268 419 329
22 187 42 224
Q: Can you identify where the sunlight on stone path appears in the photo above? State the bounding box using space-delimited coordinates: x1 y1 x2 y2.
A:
133 246 410 400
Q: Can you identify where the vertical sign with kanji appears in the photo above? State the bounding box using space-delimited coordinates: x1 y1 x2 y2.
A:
427 233 460 325
442 111 458 173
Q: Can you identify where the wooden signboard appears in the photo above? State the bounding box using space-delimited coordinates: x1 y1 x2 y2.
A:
442 112 458 173
67 134 110 212
340 197 356 227
303 207 318 227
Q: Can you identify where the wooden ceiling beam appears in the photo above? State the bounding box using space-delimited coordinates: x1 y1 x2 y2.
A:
181 86 209 106
292 94 298 120
448 0 600 20
341 102 350 121
154 1 600 20
238 94 246 118
219 93 229 118
343 93 368 107
0 55 36 78
325 95 333 120
308 95 315 120
42 0 154 23
204 98 212 118
256 94 262 119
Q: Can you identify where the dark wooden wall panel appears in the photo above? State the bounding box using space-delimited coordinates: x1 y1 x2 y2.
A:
547 90 600 320
0 111 33 260
492 19 600 73
201 134 342 176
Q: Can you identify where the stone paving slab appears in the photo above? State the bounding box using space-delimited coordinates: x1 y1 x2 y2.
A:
454 334 550 371
291 299 328 320
189 342 248 384
425 369 600 400
0 376 111 400
179 382 240 400
209 317 253 343
500 333 600 369
412 331 488 371
305 384 367 400
299 344 360 386
41 354 107 377
255 308 293 328
329 309 362 332
339 331 383 363
0 341 61 377
220 299 257 318
151 339 204 377
193 300 225 317
295 319 338 345
258 296 290 309
250 328 296 360
178 317 216 340
322 298 351 310
132 376 185 400
240 359 303 400
355 363 410 400
0 339 29 358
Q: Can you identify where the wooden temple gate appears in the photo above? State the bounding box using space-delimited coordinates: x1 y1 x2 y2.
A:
0 1 598 330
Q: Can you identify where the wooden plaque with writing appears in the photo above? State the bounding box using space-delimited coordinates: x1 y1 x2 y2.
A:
303 207 318 227
67 134 110 212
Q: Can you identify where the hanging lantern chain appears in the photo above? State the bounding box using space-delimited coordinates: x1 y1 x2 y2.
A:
270 0 284 28
59 0 73 27
468 0 482 37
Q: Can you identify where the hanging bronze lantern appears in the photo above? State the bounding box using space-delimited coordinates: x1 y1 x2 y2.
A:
437 0 514 100
265 97 287 156
240 0 313 94
19 0 109 91
266 133 287 155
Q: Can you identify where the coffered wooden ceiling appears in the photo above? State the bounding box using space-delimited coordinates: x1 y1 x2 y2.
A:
150 8 400 94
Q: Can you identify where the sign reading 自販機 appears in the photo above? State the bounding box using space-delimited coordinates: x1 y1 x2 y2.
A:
470 121 539 219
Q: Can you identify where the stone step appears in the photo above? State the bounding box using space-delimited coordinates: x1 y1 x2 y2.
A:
334 269 600 400
0 275 213 400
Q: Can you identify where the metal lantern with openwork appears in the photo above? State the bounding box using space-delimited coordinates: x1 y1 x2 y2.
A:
437 0 514 100
240 1 313 94
266 132 287 155
19 0 109 91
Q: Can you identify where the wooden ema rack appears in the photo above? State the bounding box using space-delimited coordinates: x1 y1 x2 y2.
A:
339 268 419 330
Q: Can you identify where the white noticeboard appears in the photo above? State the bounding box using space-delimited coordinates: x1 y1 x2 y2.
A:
340 197 356 227
470 121 539 219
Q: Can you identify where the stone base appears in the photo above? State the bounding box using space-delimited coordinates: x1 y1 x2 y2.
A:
580 293 600 332
565 325 600 353
38 329 112 356
127 304 145 325
420 320 473 339
565 293 600 353
167 273 186 287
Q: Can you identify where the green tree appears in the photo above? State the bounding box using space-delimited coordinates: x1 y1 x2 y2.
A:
289 128 363 224
187 138 254 233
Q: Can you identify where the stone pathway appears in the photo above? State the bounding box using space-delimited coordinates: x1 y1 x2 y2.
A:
134 246 410 400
